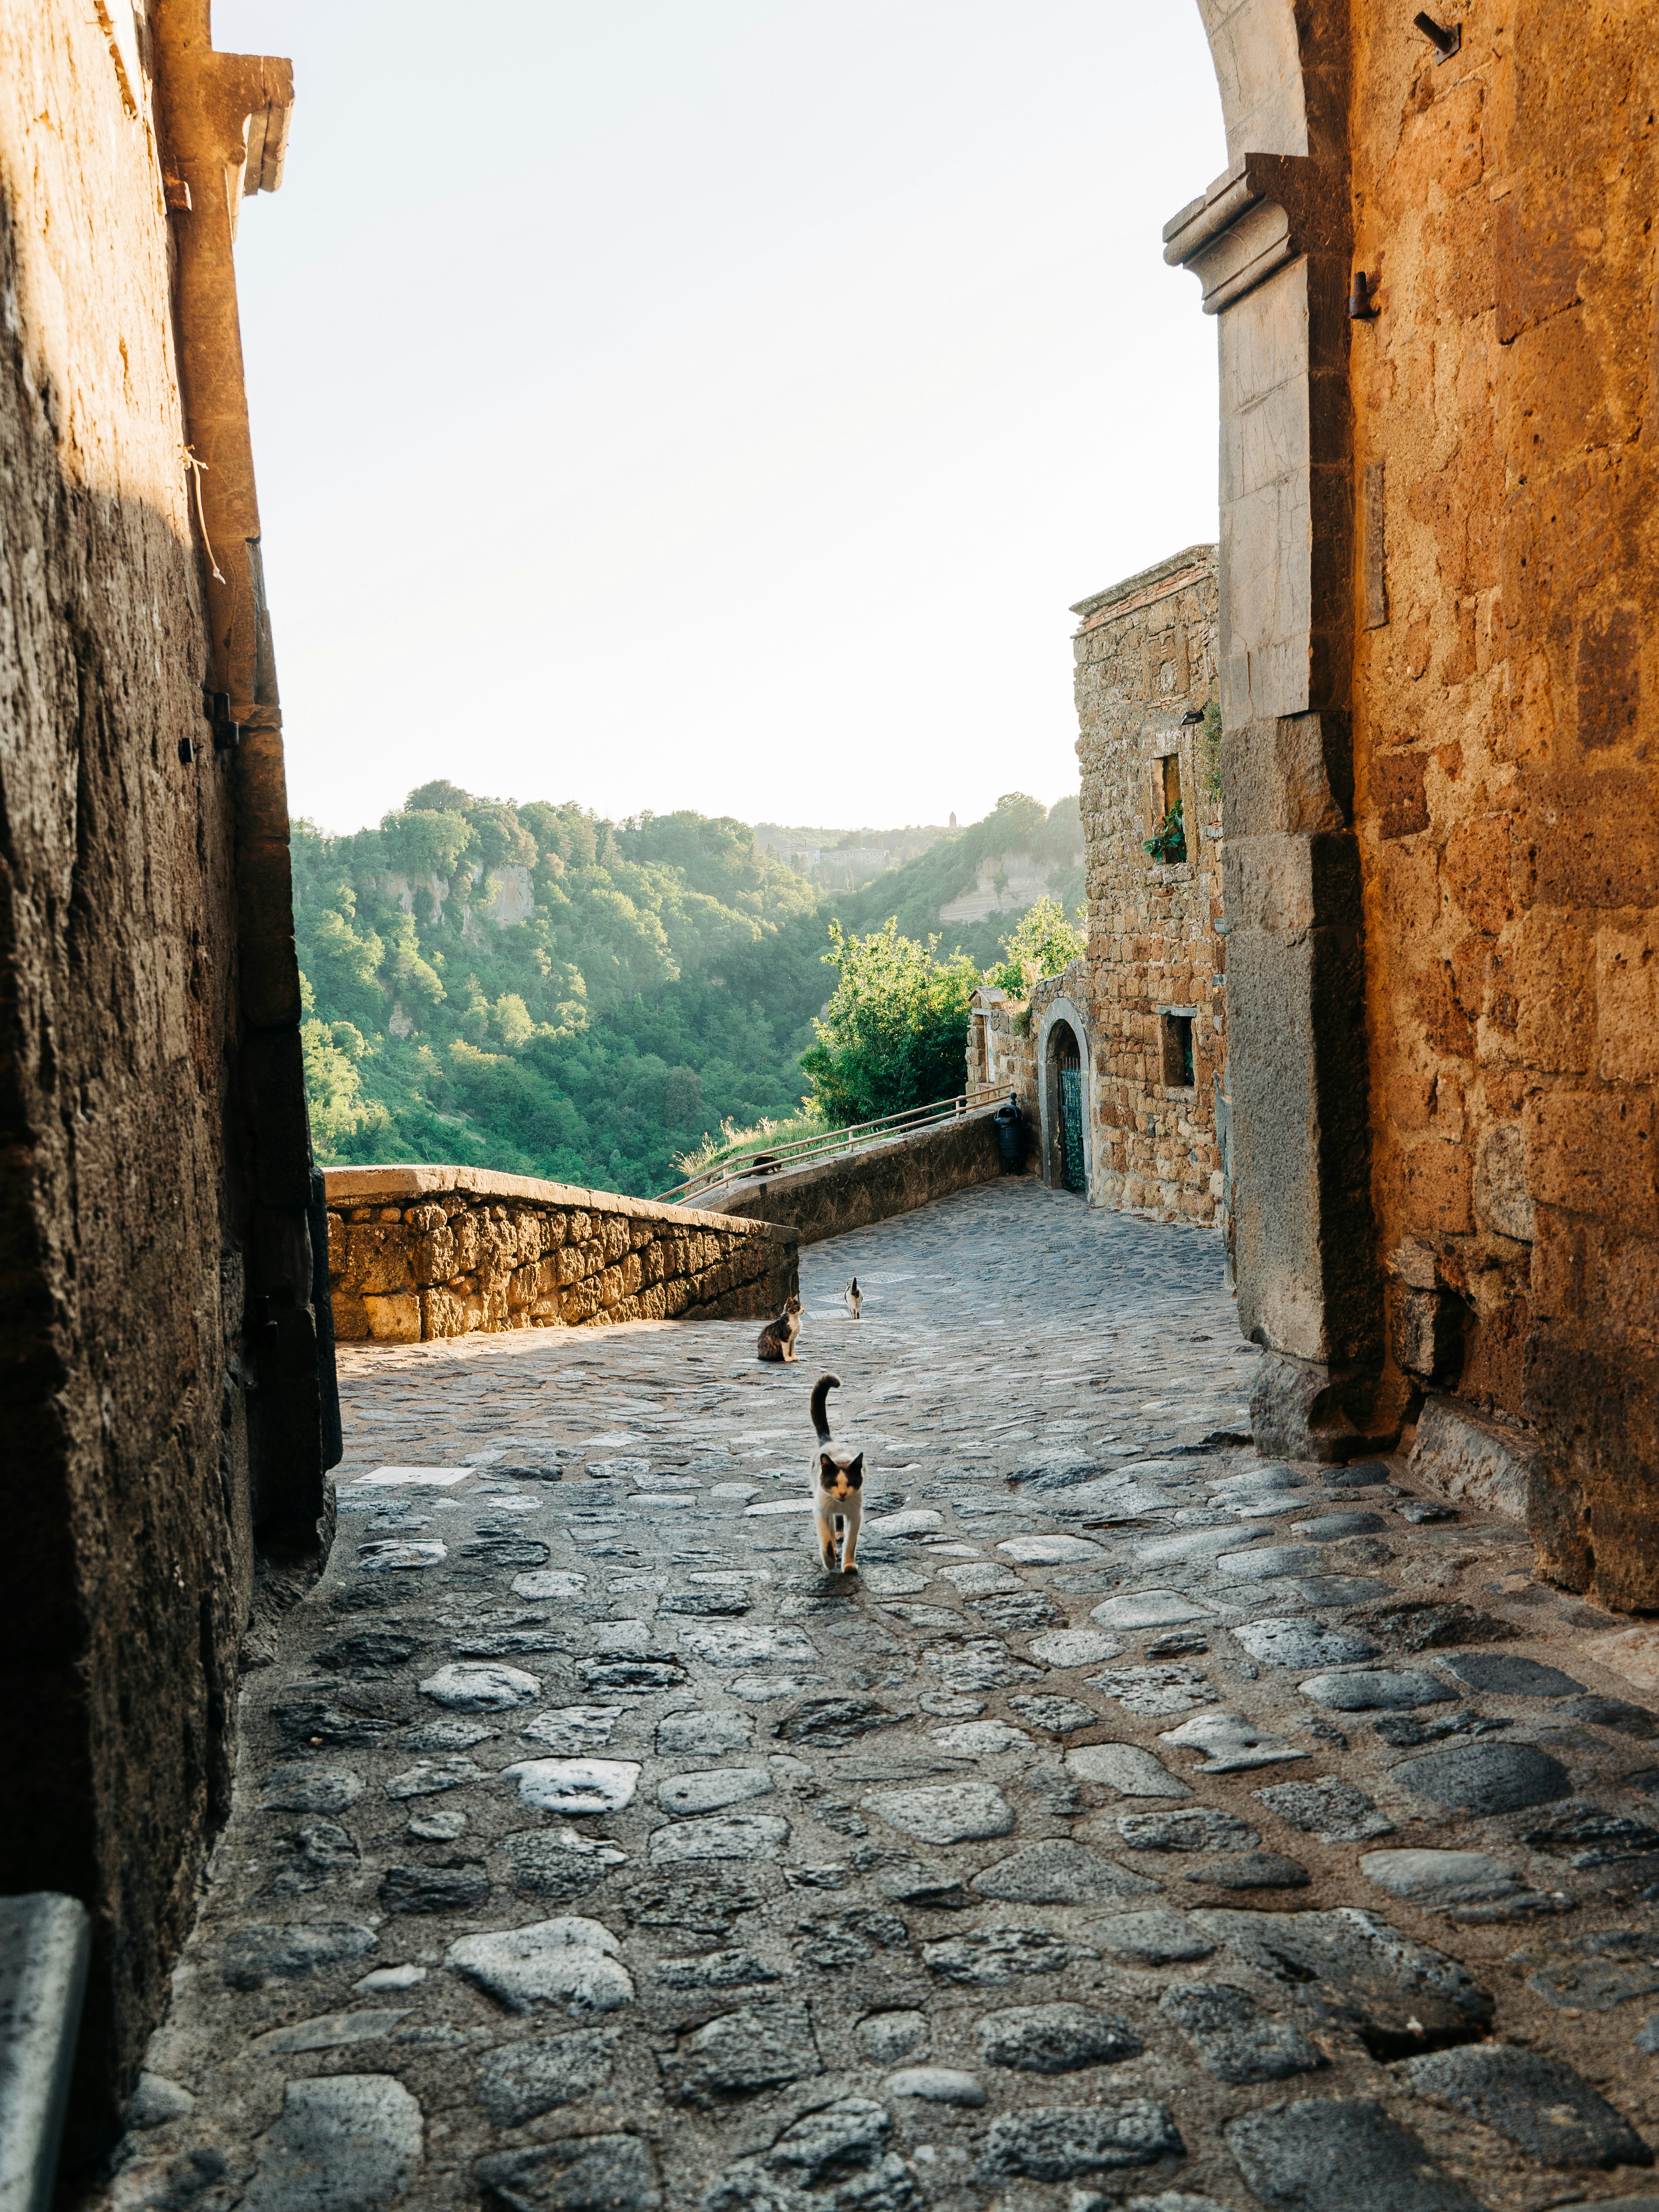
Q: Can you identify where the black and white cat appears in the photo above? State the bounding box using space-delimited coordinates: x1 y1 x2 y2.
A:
809 1373 864 1574
757 1295 803 1363
844 1277 862 1320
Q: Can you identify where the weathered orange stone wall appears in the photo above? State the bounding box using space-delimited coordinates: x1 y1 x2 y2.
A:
1350 1 1659 1601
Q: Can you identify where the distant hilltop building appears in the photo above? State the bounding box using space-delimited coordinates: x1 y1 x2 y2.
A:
949 811 957 829
972 546 1227 1241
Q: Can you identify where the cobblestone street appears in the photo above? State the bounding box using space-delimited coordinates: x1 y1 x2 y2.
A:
102 1183 1659 2212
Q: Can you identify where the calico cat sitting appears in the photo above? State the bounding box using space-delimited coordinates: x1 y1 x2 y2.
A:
756 1295 803 1363
809 1372 864 1573
844 1277 862 1320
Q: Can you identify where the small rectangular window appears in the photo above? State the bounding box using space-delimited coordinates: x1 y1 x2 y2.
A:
1160 1011 1195 1089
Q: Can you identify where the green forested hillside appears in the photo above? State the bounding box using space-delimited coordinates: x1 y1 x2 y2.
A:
296 784 1081 1196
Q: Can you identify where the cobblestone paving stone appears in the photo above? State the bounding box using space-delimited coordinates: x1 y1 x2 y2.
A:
100 1183 1659 2212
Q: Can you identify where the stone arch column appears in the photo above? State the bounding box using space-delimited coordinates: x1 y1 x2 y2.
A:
1167 1 1381 1457
1036 995 1095 1198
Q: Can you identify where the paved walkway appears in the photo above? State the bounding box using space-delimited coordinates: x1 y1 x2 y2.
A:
100 1183 1659 2212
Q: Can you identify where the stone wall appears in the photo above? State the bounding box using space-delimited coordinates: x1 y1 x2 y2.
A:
0 0 329 2143
972 993 1039 1151
1346 0 1659 1605
701 1105 1005 1242
972 550 1228 1232
326 1168 796 1341
1167 0 1659 1602
1073 548 1227 1226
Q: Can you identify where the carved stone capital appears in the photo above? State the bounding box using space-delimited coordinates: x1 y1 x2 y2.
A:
1163 153 1346 315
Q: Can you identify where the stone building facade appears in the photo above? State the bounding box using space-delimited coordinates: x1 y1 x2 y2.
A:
1 0 332 2145
971 547 1228 1236
1073 547 1227 1227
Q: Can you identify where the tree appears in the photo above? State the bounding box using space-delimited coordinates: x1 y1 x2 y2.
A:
381 807 470 878
799 918 978 1124
984 896 1086 996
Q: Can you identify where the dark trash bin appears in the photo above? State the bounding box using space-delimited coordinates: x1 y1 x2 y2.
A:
994 1101 1025 1173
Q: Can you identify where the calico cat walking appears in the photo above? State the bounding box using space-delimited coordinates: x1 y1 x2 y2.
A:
844 1277 862 1320
757 1295 803 1363
809 1372 864 1574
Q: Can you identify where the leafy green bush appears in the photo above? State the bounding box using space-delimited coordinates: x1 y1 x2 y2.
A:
671 1105 825 1183
984 895 1086 995
1144 802 1187 865
799 918 978 1124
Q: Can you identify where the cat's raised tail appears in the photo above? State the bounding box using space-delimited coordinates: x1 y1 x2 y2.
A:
810 1373 840 1443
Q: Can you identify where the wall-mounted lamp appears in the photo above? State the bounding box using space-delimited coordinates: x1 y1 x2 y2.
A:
1413 12 1461 61
1349 270 1379 320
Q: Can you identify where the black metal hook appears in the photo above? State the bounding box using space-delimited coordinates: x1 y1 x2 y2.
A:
1349 270 1379 320
1413 12 1461 61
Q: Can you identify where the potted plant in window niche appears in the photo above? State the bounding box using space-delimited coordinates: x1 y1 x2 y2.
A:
1144 753 1187 865
1144 801 1186 866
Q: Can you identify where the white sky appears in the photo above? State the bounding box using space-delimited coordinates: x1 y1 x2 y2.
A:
214 2 1228 837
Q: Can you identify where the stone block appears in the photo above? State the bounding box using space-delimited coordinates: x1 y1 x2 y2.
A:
1400 1142 1474 1236
1510 910 1594 1073
1372 751 1428 840
1410 1397 1538 1526
411 1228 455 1286
1473 1125 1534 1241
1596 921 1659 1081
1250 1352 1367 1462
421 1289 467 1339
0 1894 90 2212
1390 1285 1467 1382
1223 832 1362 939
362 1295 421 1343
1525 1089 1659 1233
341 1225 411 1297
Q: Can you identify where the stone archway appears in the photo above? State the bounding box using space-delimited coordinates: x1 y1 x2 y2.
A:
1165 0 1377 1459
1036 996 1094 1199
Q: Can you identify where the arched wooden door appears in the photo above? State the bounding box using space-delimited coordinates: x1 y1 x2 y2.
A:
1052 1023 1086 1194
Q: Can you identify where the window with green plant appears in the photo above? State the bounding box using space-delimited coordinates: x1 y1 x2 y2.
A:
1144 753 1188 865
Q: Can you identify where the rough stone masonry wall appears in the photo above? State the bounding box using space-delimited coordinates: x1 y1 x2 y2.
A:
326 1169 796 1342
973 995 1039 1159
1073 548 1228 1224
0 0 326 2145
1348 0 1659 1606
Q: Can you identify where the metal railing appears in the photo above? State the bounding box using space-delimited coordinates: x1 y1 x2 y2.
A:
660 1086 1006 1207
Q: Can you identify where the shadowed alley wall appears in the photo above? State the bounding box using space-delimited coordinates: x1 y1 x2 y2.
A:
0 0 331 2145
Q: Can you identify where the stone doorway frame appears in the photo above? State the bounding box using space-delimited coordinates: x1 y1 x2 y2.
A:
1036 996 1095 1200
1164 0 1379 1459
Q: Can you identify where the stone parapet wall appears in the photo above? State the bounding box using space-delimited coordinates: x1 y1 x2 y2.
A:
699 1105 1005 1243
326 1168 796 1343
